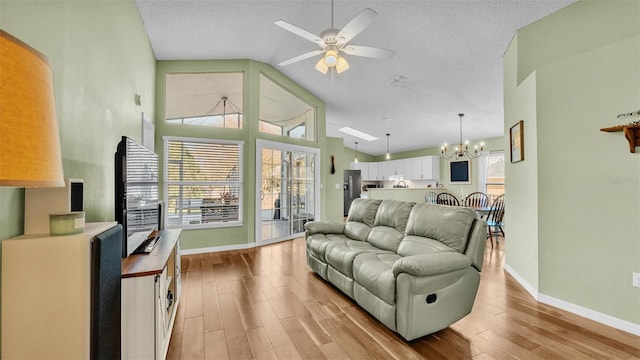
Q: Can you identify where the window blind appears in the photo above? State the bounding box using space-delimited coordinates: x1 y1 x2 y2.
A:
163 137 243 228
485 150 505 201
486 150 505 183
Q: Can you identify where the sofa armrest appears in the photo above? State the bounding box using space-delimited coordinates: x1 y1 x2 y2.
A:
304 221 345 236
393 252 472 277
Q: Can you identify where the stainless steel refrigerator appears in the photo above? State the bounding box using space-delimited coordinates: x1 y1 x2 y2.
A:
344 169 361 216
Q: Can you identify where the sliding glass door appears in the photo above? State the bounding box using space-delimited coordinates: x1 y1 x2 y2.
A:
256 140 319 245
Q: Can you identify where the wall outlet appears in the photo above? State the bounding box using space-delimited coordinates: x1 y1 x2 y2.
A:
633 272 640 288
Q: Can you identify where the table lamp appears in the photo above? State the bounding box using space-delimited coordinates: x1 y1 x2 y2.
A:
0 30 64 187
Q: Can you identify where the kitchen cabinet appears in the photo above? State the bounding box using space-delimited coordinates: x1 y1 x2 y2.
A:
352 156 440 181
350 161 369 180
368 162 379 180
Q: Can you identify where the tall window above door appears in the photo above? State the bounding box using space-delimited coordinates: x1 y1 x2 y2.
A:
259 74 316 141
165 72 243 128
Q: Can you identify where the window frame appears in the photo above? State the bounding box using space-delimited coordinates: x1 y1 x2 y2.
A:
162 135 244 229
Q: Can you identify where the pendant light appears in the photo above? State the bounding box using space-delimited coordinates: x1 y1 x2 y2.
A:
354 141 359 163
385 134 390 160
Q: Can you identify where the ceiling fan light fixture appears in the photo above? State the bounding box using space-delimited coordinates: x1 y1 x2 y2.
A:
315 58 329 74
324 49 339 67
275 4 394 75
335 56 349 74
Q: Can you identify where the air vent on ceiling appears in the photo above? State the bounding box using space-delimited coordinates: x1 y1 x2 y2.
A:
389 74 407 87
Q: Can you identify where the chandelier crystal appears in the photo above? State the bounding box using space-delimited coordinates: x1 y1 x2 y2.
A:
441 113 484 160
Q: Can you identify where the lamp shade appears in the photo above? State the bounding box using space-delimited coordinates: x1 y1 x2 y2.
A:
335 56 349 74
315 58 329 74
0 30 64 187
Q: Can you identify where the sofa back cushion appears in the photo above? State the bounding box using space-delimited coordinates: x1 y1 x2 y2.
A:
367 200 415 252
344 199 382 241
399 203 476 254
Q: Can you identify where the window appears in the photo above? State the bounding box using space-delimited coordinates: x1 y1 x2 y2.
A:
259 120 282 136
486 150 505 201
163 136 243 228
165 72 243 128
259 73 316 141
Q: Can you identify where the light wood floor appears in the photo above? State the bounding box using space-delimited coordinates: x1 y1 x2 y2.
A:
167 236 640 359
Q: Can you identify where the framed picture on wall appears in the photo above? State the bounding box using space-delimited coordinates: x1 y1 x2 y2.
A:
449 160 471 184
510 120 524 163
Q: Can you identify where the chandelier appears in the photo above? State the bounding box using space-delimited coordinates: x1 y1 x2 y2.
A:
441 113 484 160
203 96 242 127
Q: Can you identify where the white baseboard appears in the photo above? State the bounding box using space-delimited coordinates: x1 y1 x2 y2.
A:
537 293 640 336
503 263 539 299
503 264 640 336
179 235 302 256
180 242 255 255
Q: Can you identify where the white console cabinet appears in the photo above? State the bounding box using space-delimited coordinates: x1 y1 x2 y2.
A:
1 222 119 359
121 229 182 360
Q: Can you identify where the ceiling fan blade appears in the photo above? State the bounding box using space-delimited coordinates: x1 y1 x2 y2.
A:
336 8 377 43
278 49 325 66
342 45 395 59
275 20 324 45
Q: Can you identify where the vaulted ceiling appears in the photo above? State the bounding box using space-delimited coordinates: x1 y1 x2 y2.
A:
136 0 575 156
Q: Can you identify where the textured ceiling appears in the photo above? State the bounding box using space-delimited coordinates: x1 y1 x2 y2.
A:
136 0 575 156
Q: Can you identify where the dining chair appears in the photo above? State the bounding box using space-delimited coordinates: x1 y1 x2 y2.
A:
485 194 505 247
436 192 460 206
424 191 438 204
464 192 490 208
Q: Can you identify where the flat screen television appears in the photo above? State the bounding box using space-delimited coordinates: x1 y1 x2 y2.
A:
115 136 159 258
449 160 471 184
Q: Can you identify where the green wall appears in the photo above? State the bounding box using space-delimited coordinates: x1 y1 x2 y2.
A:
154 60 327 250
1 0 155 234
325 137 348 223
0 0 157 351
504 0 640 328
503 39 540 292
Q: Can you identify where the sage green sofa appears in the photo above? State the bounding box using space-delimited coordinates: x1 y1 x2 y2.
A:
305 198 486 341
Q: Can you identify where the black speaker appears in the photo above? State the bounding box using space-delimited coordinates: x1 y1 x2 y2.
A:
157 201 165 231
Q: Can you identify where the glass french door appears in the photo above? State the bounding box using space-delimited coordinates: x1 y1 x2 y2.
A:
256 140 319 245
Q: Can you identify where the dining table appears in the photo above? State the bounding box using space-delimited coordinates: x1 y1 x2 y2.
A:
471 206 491 219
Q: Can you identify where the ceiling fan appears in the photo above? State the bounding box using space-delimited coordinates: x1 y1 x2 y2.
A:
275 0 395 75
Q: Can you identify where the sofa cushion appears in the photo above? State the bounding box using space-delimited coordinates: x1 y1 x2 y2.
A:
353 252 401 305
324 240 391 278
344 199 382 241
367 200 415 252
306 233 350 262
367 226 405 253
403 203 476 253
373 200 415 232
396 235 457 257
